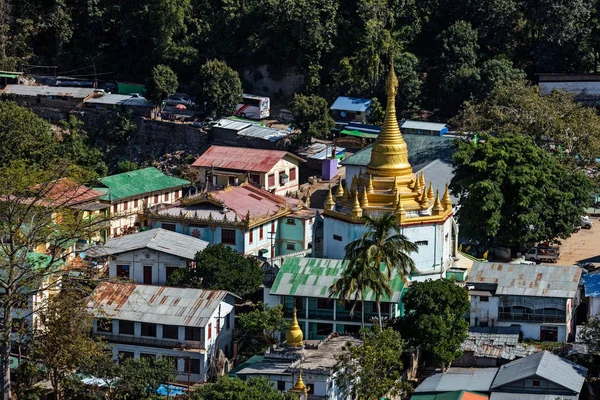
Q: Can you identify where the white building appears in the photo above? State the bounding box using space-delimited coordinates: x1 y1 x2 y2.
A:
321 66 457 280
467 262 582 343
191 145 304 195
89 282 237 384
89 228 209 284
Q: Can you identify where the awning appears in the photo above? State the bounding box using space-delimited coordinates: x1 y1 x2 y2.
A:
341 129 378 139
0 73 20 79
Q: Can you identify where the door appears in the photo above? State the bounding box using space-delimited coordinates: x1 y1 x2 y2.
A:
540 326 558 342
143 266 152 284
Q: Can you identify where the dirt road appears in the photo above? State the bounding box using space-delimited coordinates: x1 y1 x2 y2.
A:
557 219 600 265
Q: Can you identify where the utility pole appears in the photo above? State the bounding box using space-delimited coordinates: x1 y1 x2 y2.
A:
268 228 276 281
187 356 191 399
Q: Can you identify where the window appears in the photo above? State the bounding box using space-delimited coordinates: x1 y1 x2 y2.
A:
208 323 212 339
116 265 130 279
184 358 201 374
164 192 169 201
295 297 304 310
175 190 180 199
286 243 295 250
333 234 342 241
532 380 540 387
166 266 179 281
144 196 149 207
228 176 236 186
118 320 134 335
480 296 489 302
249 229 253 244
140 323 156 337
221 229 236 245
118 351 134 362
163 325 179 340
113 204 118 214
185 327 202 341
317 298 334 309
279 170 288 185
133 199 138 208
268 174 275 187
371 302 390 314
345 301 361 311
154 194 159 203
289 168 296 181
277 381 286 391
161 223 176 232
286 218 296 225
250 174 260 185
259 226 264 240
123 201 128 210
97 318 112 333
415 240 429 246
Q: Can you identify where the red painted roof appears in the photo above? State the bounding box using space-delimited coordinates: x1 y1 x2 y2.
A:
211 184 299 219
34 178 104 207
192 145 302 173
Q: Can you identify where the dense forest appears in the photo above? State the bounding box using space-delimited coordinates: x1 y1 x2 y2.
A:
0 0 598 115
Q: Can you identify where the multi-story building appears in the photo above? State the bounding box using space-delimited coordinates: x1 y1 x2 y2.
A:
191 145 304 195
264 257 405 339
92 167 190 238
89 282 237 384
88 228 209 285
467 262 582 342
145 183 314 259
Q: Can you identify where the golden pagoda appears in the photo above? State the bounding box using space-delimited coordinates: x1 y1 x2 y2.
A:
286 307 304 348
289 369 308 396
323 61 453 225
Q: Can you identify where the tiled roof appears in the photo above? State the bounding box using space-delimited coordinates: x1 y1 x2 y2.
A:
94 167 190 201
89 282 232 327
468 262 581 298
192 145 302 173
270 257 405 302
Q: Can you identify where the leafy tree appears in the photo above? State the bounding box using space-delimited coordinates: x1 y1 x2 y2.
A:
238 304 289 344
398 279 469 370
58 115 108 178
478 58 525 96
335 326 409 400
192 376 297 400
290 94 334 142
145 64 179 103
394 52 421 111
111 358 172 400
439 21 479 73
451 133 593 247
166 244 262 298
369 97 385 126
579 316 600 354
117 161 140 174
193 59 242 117
439 66 481 115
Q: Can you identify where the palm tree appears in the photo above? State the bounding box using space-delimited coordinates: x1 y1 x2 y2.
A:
338 212 418 326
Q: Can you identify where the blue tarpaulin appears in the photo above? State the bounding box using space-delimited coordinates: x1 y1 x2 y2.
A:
156 384 186 397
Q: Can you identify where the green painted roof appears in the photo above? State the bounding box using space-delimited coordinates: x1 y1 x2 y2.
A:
228 355 264 379
94 168 190 201
411 391 489 400
270 257 405 303
341 134 458 167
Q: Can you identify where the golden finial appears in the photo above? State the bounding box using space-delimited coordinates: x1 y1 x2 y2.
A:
393 176 399 192
367 174 374 194
414 175 421 192
395 192 405 216
286 308 304 348
433 190 444 215
442 183 452 210
350 191 363 218
427 182 434 200
336 178 344 200
419 171 425 188
324 185 335 211
305 188 311 208
360 187 369 208
291 369 308 395
419 186 428 205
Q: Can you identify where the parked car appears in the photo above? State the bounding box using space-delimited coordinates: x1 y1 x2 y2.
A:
164 96 194 107
581 215 594 229
525 246 560 263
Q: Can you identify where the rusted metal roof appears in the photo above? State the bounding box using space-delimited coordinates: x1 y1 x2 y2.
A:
88 282 233 327
468 262 581 298
462 327 539 360
211 184 300 220
191 145 303 173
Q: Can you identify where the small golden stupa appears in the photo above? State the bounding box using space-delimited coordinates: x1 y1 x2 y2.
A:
289 369 308 396
286 307 304 348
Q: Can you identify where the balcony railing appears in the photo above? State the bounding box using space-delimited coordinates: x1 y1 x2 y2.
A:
498 312 566 323
95 332 204 350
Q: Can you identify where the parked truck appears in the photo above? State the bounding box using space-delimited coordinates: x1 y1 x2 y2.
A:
525 246 560 263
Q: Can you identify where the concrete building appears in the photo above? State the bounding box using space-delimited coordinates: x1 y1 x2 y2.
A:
265 257 405 339
467 262 582 342
1 84 95 110
321 67 457 280
212 118 294 150
145 183 314 259
329 96 372 125
89 228 209 284
192 145 304 195
84 93 158 118
89 282 237 384
92 167 190 237
400 120 449 136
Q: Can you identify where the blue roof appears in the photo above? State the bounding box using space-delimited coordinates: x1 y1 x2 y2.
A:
584 273 600 297
156 384 186 397
330 97 372 112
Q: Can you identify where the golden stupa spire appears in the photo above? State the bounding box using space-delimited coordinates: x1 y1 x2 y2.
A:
366 59 412 177
336 178 344 200
419 172 425 188
395 192 405 217
442 183 452 210
361 187 369 207
419 187 428 205
414 176 421 192
427 182 434 200
433 190 444 215
367 174 374 194
350 191 363 218
286 308 304 348
290 369 308 395
324 185 335 211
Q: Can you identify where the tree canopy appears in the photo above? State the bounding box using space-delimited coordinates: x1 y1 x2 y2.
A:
145 64 179 103
193 60 242 118
290 94 335 142
192 376 297 400
450 133 593 246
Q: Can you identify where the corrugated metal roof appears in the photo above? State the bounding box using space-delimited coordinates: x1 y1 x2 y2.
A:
238 125 291 142
401 120 448 132
269 257 405 302
583 272 600 297
214 118 253 131
468 263 581 298
416 159 458 203
462 327 539 360
211 184 299 219
85 94 135 105
491 351 586 393
89 282 231 327
3 84 95 98
415 368 499 393
192 145 300 173
94 167 190 201
330 96 372 112
89 228 208 259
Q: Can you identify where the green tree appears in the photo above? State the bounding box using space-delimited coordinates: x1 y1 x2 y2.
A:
394 52 421 111
237 304 289 359
166 244 262 298
145 64 179 103
579 316 600 354
193 59 242 117
111 358 172 400
451 133 593 247
193 376 297 399
369 97 385 125
334 326 408 400
290 94 334 142
58 115 108 178
398 279 469 370
439 21 479 73
478 58 525 96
